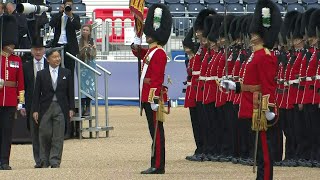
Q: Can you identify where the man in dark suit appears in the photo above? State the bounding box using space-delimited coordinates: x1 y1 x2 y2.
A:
32 49 75 168
22 37 48 168
49 0 81 83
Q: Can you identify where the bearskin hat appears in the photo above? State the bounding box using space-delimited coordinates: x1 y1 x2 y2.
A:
193 9 216 32
207 15 224 42
279 18 287 45
203 15 215 38
249 0 282 49
283 11 300 39
183 28 196 53
293 13 303 39
219 15 235 41
0 15 18 47
308 9 320 37
229 16 240 41
143 3 172 46
301 8 317 37
241 15 252 37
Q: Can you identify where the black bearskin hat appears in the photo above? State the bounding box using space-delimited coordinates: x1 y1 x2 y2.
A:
283 11 300 39
183 28 196 53
229 16 240 41
279 18 287 45
308 9 320 37
293 13 303 39
143 3 172 46
236 15 247 39
207 15 224 42
193 9 216 32
249 0 282 49
301 8 317 37
203 16 215 38
0 15 18 47
241 15 252 37
219 15 235 41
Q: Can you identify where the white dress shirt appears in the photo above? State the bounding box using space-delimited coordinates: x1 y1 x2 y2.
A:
34 58 44 71
58 13 68 44
49 66 59 83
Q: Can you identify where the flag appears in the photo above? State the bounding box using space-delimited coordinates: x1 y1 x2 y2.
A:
129 0 145 38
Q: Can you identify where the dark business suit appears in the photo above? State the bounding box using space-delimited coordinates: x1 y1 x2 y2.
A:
32 67 74 166
23 57 48 166
49 12 81 82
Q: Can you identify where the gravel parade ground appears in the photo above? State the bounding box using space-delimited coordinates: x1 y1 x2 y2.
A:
1 106 320 180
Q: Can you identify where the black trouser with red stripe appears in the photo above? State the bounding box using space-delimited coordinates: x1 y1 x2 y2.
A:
256 130 273 180
188 107 202 155
0 107 16 165
221 103 233 157
232 104 240 158
143 103 165 170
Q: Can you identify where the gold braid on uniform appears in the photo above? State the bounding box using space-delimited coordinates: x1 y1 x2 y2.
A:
19 90 25 104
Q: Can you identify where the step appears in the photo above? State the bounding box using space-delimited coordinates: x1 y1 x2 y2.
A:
81 126 114 132
71 116 96 122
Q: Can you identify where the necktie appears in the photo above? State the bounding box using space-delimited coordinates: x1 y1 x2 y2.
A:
36 61 42 72
52 69 57 83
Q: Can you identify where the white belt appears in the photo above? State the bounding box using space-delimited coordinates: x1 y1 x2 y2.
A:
199 76 206 80
222 75 233 79
277 78 284 82
288 79 299 85
192 71 200 75
187 82 191 86
316 75 320 80
284 81 289 86
206 76 218 81
306 77 312 81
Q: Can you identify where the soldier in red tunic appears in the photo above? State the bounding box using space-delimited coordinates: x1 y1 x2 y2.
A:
302 9 320 167
221 0 281 178
131 3 172 174
182 28 202 161
187 8 216 162
0 15 25 170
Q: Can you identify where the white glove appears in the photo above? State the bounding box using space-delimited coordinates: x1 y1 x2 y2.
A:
265 111 275 121
220 80 236 90
17 103 24 110
151 103 159 111
133 36 142 45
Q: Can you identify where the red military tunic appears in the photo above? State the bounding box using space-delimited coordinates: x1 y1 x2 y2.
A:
132 47 167 102
223 52 236 102
196 50 210 102
276 62 288 109
0 54 25 107
215 50 228 108
238 48 277 119
190 46 206 103
296 50 308 104
184 55 196 108
203 49 217 104
283 52 294 109
203 50 221 104
287 50 304 107
302 48 319 105
234 50 248 105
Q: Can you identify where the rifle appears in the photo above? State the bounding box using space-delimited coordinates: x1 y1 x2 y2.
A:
0 16 3 88
223 2 230 91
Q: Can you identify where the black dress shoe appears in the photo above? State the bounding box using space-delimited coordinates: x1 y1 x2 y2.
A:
1 164 12 170
40 162 49 168
141 167 165 174
274 161 282 166
188 154 203 162
219 155 232 162
51 164 60 168
232 157 239 164
312 160 320 168
34 164 42 168
298 159 312 167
